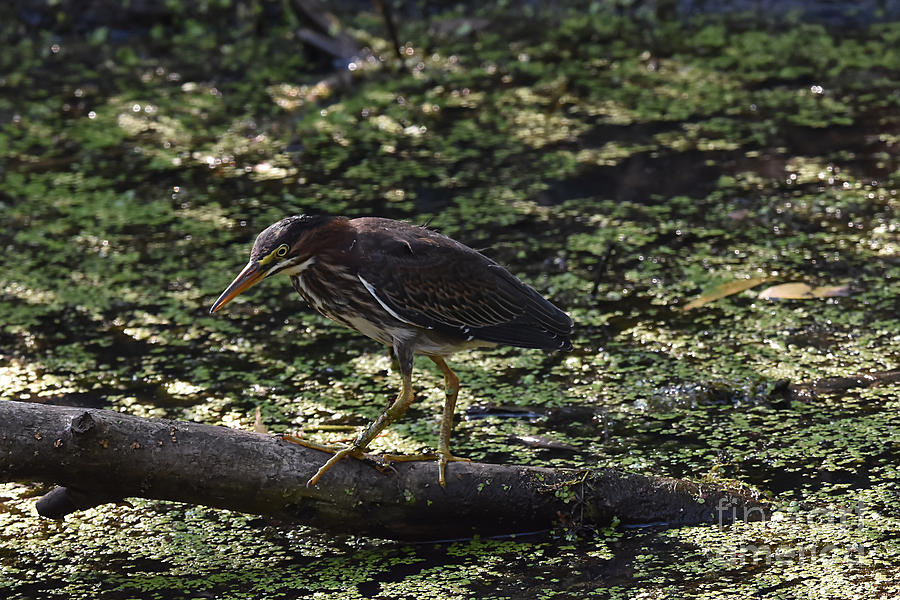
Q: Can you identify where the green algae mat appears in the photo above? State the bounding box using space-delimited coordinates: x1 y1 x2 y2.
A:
1 2 898 598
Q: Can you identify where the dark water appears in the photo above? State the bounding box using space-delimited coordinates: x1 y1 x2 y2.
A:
1 2 899 598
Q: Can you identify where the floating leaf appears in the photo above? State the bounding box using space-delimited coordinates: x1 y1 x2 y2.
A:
811 284 851 298
758 282 851 299
682 277 771 311
758 282 816 299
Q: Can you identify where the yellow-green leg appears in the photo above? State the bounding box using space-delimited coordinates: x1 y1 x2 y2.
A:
306 345 416 486
428 355 470 486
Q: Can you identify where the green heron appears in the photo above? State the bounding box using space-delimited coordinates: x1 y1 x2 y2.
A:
210 215 573 486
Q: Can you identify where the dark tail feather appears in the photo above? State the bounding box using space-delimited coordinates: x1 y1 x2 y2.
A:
474 322 573 351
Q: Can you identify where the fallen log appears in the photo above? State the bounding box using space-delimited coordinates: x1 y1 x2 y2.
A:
0 400 766 541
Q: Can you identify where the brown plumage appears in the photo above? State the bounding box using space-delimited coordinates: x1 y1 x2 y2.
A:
210 215 573 486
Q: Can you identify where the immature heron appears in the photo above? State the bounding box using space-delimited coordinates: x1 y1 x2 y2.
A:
210 215 573 486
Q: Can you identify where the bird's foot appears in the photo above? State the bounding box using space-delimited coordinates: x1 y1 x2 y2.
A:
381 451 470 487
279 434 374 485
306 446 366 487
437 451 470 487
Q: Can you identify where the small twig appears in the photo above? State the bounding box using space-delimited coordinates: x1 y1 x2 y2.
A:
374 0 403 60
590 242 617 296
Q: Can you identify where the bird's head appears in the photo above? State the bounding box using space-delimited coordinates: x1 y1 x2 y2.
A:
210 215 334 313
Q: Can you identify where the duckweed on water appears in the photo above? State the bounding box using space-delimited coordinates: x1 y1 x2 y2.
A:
1 2 899 598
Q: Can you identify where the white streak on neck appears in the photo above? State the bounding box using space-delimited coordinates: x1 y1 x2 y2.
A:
277 256 316 277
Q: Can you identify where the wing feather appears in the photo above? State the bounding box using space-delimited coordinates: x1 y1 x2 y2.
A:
353 219 573 350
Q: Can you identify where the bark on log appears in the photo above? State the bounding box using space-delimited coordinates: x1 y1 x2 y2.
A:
0 400 767 541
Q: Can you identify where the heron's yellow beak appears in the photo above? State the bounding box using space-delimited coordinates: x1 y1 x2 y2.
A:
209 261 266 313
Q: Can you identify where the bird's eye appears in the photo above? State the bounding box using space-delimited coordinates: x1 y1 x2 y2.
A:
276 244 289 257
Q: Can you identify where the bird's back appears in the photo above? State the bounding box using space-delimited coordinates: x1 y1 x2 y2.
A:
349 218 573 351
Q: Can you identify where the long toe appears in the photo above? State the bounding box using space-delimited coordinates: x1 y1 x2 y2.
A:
280 433 346 454
381 452 439 463
306 447 364 486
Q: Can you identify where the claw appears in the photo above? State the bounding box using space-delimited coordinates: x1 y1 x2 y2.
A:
437 451 471 487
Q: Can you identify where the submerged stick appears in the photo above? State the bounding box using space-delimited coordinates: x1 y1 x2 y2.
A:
0 400 765 541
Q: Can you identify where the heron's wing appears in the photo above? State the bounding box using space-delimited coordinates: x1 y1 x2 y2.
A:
356 226 572 350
